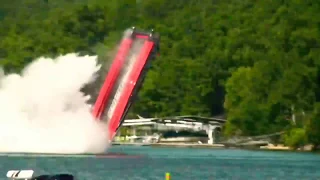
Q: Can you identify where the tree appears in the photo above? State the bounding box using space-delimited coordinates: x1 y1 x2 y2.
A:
1 0 320 147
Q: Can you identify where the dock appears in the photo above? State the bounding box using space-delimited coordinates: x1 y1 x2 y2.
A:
151 143 225 148
112 142 225 148
112 142 151 146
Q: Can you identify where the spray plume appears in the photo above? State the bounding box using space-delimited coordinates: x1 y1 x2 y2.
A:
0 53 109 154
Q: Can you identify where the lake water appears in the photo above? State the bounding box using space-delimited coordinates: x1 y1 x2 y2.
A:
0 146 320 180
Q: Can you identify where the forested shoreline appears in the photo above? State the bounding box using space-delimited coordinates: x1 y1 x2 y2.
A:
1 0 320 149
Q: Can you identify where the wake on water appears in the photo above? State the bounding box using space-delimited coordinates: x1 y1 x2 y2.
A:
0 53 109 154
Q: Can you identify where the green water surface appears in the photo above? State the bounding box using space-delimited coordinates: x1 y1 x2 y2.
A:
0 146 319 180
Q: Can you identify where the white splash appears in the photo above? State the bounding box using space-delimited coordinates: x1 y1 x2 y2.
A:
0 53 109 154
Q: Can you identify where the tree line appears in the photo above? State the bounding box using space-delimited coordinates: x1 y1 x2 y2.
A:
0 0 320 149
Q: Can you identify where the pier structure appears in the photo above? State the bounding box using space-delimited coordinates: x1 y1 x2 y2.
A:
120 115 226 144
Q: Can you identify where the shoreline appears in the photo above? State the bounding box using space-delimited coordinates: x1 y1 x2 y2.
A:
112 142 317 153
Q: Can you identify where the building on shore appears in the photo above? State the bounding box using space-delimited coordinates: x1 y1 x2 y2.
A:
115 115 226 144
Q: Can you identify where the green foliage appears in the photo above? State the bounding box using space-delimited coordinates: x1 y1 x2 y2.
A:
306 103 320 148
283 128 306 149
1 0 320 147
